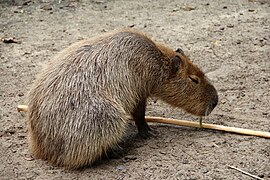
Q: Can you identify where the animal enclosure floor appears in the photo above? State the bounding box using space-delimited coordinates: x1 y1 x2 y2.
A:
0 0 269 179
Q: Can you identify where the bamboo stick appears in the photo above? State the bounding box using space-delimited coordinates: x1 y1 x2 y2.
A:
145 116 270 138
17 105 270 139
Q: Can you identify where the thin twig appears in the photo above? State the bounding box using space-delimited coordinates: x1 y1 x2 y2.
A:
227 165 264 180
212 143 219 148
17 105 28 112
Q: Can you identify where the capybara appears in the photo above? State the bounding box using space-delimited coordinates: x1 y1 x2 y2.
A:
27 29 218 169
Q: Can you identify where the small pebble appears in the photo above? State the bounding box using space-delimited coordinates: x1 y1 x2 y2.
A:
41 5 52 11
22 0 31 6
24 154 34 161
18 135 26 139
236 40 241 44
258 174 264 178
182 159 189 164
159 151 166 155
124 155 137 161
116 165 126 171
18 92 24 97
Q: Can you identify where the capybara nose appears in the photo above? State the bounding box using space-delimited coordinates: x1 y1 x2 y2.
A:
211 95 218 109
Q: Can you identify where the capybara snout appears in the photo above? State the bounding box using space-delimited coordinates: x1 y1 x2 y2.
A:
209 86 218 113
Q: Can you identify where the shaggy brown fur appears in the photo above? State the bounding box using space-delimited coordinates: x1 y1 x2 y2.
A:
27 29 218 169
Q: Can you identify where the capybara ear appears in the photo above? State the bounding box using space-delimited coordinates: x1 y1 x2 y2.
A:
175 48 184 55
171 55 182 74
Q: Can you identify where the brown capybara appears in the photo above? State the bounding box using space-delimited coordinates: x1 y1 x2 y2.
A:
27 29 218 169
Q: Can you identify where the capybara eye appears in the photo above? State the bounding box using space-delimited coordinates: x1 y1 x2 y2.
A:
189 75 199 84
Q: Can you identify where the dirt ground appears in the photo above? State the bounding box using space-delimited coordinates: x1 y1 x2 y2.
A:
0 0 269 179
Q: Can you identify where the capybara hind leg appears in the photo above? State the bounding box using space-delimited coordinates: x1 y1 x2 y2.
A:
60 97 128 169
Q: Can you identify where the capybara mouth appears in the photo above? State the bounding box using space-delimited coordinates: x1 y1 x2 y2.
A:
203 94 218 116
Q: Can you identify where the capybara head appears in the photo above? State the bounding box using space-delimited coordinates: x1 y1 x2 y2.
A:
156 48 218 116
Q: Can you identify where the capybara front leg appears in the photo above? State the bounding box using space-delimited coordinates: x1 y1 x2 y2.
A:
132 100 153 139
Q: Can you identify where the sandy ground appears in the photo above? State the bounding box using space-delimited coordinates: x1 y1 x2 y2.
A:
0 0 269 179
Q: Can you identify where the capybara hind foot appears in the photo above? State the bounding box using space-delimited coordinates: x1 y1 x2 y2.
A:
106 146 125 159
